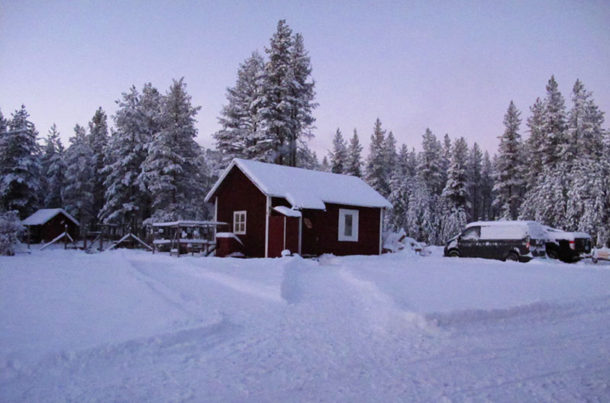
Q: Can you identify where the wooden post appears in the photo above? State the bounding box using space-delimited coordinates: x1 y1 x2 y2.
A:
64 224 68 250
83 225 88 250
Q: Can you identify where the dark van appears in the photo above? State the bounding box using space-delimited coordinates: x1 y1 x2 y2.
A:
444 221 547 262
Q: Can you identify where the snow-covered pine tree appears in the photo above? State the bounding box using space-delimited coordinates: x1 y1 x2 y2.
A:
0 106 42 218
319 156 331 172
387 144 412 231
41 124 66 208
493 101 525 220
467 142 482 221
88 107 109 222
140 78 203 222
383 131 398 180
542 75 569 167
441 137 470 241
296 143 319 170
520 77 571 227
215 52 265 164
287 32 316 166
523 97 546 193
565 80 607 239
259 20 294 165
99 85 153 227
346 129 363 177
365 118 390 197
440 134 451 193
406 175 434 243
417 128 444 196
329 129 348 174
63 124 95 225
479 151 495 220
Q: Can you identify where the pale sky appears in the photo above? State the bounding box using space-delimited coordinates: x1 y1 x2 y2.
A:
1 0 609 157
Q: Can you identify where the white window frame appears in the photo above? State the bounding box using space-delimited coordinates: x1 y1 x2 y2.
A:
233 210 247 235
338 209 359 242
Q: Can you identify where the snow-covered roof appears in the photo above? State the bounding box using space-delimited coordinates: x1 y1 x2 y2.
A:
205 158 391 210
273 206 302 217
22 208 80 227
151 220 227 227
466 221 546 240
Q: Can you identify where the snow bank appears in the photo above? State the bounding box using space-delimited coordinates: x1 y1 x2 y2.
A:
1 249 610 401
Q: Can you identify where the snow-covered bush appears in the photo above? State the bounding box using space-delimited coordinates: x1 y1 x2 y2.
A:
0 211 24 256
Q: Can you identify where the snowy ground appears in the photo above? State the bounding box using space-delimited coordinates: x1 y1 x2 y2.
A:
1 247 609 402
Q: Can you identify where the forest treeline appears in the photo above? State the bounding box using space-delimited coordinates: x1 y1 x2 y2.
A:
1 20 608 245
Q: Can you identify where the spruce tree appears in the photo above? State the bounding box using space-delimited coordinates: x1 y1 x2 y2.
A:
406 176 434 243
259 20 294 165
88 107 109 222
329 128 348 174
0 106 42 217
441 137 470 240
524 98 545 192
99 85 153 227
215 52 265 164
493 101 525 220
365 118 390 197
41 124 66 208
387 144 412 231
467 142 482 221
140 78 203 221
287 32 316 166
346 129 363 177
542 75 568 167
63 124 94 225
418 128 444 196
320 156 331 172
480 151 494 220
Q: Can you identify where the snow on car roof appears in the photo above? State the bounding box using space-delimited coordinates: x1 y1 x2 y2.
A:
466 220 546 239
205 158 391 210
22 208 80 226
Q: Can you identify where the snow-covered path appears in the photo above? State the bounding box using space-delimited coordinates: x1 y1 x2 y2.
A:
1 249 609 401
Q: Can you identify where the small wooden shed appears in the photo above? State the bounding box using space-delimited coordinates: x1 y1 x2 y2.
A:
22 208 80 243
205 158 391 258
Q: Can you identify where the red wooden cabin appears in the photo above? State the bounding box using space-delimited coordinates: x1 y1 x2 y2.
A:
205 159 391 258
22 208 80 243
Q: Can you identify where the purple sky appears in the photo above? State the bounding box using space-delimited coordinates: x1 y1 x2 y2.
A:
1 0 609 157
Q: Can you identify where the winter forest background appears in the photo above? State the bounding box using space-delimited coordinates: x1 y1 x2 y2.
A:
1 20 609 246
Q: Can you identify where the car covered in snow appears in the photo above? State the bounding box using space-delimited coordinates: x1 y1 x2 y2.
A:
543 226 593 263
444 221 547 262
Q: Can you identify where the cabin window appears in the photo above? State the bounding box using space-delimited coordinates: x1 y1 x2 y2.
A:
233 211 247 234
338 209 359 242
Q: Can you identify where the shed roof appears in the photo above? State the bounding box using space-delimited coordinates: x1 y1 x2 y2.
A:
22 208 80 226
205 158 391 210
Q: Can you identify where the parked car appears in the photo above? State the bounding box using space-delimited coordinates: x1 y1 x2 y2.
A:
543 226 593 263
444 221 547 262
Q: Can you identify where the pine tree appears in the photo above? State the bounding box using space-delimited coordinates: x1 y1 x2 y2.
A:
441 137 470 240
480 151 494 220
542 75 569 167
41 124 66 208
417 128 444 196
88 107 109 222
329 128 348 174
287 32 316 166
387 144 412 231
63 124 95 224
296 143 319 170
319 156 331 172
259 20 294 165
215 52 265 164
467 142 482 221
440 133 451 193
99 85 153 227
493 101 525 220
524 98 546 192
383 131 398 179
365 118 390 197
346 129 363 177
140 78 203 221
406 176 434 243
0 106 42 218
